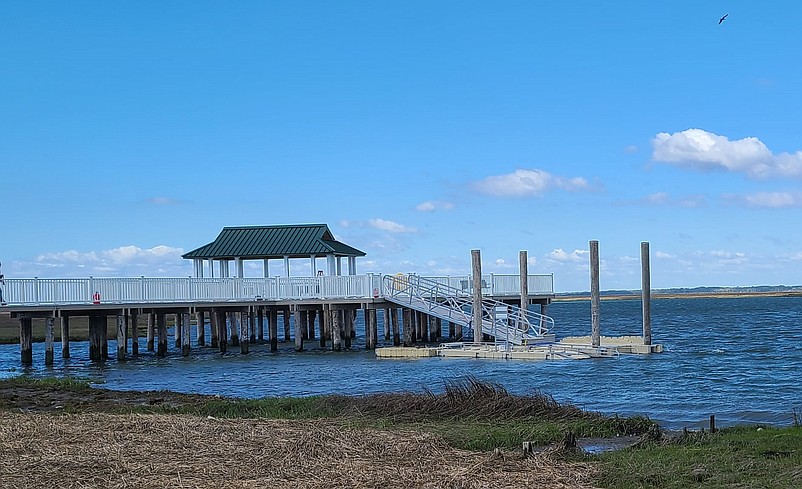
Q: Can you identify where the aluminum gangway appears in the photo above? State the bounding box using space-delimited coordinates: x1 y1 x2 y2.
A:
382 274 554 346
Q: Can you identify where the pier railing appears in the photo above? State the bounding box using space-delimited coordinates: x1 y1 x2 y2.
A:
2 273 553 306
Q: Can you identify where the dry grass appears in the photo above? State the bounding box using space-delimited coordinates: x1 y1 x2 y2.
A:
0 412 599 489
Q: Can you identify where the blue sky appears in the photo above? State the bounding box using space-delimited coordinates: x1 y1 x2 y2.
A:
2 1 802 292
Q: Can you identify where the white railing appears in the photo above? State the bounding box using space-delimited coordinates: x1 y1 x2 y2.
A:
1 273 553 306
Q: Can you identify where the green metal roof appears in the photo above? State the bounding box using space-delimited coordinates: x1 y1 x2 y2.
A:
182 224 366 260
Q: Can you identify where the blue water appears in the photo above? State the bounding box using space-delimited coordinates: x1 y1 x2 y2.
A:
3 296 801 430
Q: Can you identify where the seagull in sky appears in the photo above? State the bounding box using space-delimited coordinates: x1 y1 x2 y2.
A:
719 13 728 24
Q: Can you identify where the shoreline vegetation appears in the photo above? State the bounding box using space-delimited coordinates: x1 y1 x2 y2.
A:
1 288 800 344
0 377 799 488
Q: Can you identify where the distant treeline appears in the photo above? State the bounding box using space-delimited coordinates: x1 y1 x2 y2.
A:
558 284 802 297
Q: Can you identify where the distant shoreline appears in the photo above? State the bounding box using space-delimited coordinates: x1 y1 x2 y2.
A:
554 290 802 302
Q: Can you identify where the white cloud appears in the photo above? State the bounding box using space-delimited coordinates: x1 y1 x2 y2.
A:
723 192 802 208
415 201 454 212
547 248 588 263
368 218 418 234
641 192 706 208
17 245 190 277
624 145 638 154
652 128 802 179
146 196 182 205
655 251 674 259
473 169 592 197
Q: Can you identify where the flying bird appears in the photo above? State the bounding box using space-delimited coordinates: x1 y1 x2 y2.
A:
719 13 728 24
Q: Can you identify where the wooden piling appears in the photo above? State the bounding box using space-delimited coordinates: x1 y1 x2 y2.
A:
116 314 126 361
420 313 429 343
60 315 70 359
402 308 413 347
319 308 327 348
210 309 219 348
471 249 483 344
181 312 191 356
230 312 240 347
343 310 352 349
174 313 182 349
88 315 102 361
456 322 463 340
590 240 601 348
257 307 265 343
641 241 652 346
100 316 108 360
239 311 249 354
366 308 377 350
45 317 55 365
217 311 228 354
433 317 442 342
383 308 391 340
20 317 33 365
269 309 278 352
294 309 304 352
520 250 528 313
249 309 257 343
156 313 168 357
283 310 291 342
130 312 139 355
146 313 155 351
307 310 317 340
196 310 206 347
391 308 400 346
332 308 342 351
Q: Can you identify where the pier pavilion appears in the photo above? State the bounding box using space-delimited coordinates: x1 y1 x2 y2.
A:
2 224 557 365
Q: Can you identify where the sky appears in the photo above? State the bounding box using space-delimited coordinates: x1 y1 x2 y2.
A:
2 1 802 292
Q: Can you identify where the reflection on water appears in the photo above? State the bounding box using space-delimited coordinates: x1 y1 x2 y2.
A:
2 296 801 430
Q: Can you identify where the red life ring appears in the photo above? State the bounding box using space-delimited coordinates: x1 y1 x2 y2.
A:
92 292 101 304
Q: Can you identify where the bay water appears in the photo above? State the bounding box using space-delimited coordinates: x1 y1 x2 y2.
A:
2 296 801 430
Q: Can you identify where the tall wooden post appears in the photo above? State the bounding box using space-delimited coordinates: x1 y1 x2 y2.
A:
519 250 529 314
590 240 601 348
308 310 317 340
283 310 291 342
239 311 249 354
391 308 400 346
383 308 391 341
230 312 240 347
641 241 652 346
182 312 191 356
343 310 353 349
471 249 483 344
217 311 228 354
196 311 206 347
116 314 126 361
257 307 265 343
294 309 304 352
130 312 139 355
60 316 70 359
319 308 327 348
146 313 155 351
88 315 102 361
366 309 377 350
20 317 33 365
402 308 413 347
44 317 55 366
157 313 168 357
269 309 279 352
332 308 342 351
210 309 219 348
174 314 182 349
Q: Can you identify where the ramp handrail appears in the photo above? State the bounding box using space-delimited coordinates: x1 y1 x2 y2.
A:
382 274 553 345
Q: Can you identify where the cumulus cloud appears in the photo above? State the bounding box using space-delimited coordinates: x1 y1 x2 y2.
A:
547 248 588 263
472 169 592 197
415 201 454 212
640 192 706 208
146 196 183 205
367 218 417 233
652 128 802 179
27 245 189 277
723 192 802 208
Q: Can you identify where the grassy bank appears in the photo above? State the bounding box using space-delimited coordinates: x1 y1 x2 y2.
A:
1 377 799 487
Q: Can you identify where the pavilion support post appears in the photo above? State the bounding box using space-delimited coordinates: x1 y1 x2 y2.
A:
181 312 191 356
60 316 70 359
402 308 413 347
307 310 317 340
230 312 240 347
116 314 126 361
366 309 377 350
45 317 55 366
332 308 342 352
196 311 206 347
471 249 482 345
283 310 291 342
240 311 249 355
294 309 304 352
257 308 265 343
157 313 168 357
210 309 219 348
383 308 391 341
319 308 328 349
641 241 652 346
146 313 155 351
217 311 228 354
269 309 278 352
20 317 33 365
174 314 182 349
391 308 400 346
130 312 139 355
590 240 601 348
88 316 102 361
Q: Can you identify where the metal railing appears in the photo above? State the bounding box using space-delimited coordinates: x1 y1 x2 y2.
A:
0 273 553 307
382 274 554 346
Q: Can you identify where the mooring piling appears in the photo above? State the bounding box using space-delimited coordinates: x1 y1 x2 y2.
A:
589 240 601 348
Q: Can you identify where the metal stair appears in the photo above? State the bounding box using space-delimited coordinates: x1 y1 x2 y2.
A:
382 274 554 345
